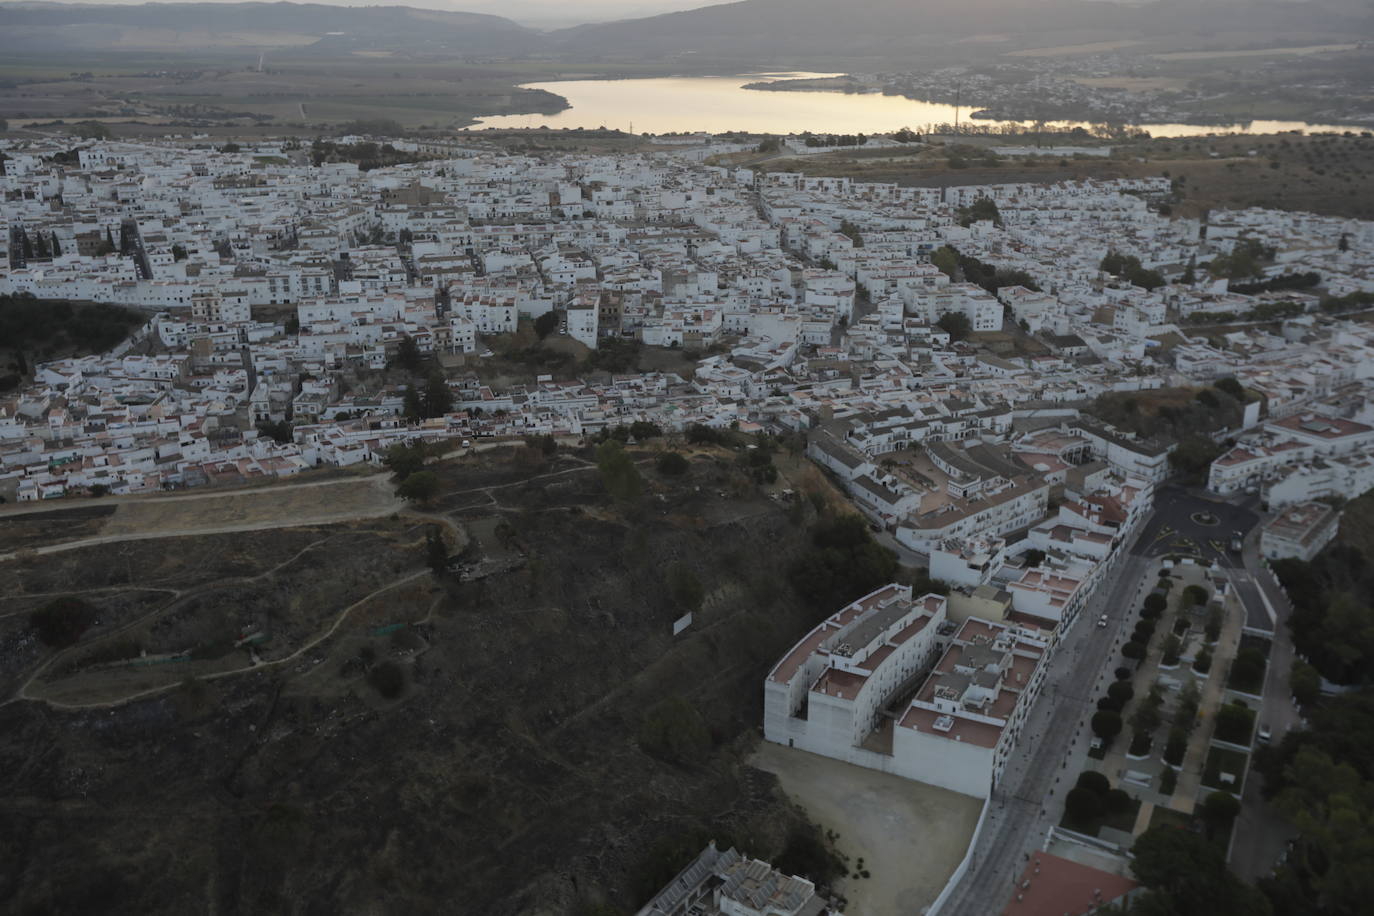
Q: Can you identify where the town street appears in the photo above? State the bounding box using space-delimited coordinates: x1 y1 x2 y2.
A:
941 539 1153 915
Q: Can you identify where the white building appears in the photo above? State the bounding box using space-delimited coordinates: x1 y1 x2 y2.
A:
764 584 1050 798
1259 501 1340 562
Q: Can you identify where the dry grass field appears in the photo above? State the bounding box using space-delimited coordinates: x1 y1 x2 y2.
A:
757 131 1374 220
0 54 568 129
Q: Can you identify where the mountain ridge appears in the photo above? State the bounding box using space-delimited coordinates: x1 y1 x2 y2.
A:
0 1 542 53
550 0 1374 57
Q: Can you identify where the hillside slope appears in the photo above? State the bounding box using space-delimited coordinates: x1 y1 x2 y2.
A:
0 1 543 54
0 444 866 913
553 0 1374 58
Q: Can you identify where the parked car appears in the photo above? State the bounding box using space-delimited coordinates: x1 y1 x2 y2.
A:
1258 723 1272 743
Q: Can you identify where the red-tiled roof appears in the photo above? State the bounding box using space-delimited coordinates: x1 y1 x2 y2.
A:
1002 852 1137 916
899 706 1002 748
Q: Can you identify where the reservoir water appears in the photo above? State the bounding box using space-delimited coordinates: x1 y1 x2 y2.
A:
469 72 1363 138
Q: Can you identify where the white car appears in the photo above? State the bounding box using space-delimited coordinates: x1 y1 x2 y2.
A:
1097 614 1109 628
1258 723 1272 743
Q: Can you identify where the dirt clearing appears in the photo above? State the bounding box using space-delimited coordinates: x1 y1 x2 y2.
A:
751 742 983 916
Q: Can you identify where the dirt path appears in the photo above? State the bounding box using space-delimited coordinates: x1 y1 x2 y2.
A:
0 475 403 561
0 472 391 520
5 461 606 710
16 567 432 711
10 532 363 705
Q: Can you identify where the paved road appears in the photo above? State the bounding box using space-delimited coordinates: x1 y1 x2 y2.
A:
940 540 1156 915
1227 523 1302 882
874 528 929 568
1133 485 1258 567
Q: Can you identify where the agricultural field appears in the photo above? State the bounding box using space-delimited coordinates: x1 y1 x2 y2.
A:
0 53 568 130
754 131 1374 220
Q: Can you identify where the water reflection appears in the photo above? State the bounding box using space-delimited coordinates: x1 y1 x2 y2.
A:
469 72 1363 138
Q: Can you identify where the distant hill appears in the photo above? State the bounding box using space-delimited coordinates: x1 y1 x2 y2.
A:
552 0 1374 58
0 1 543 54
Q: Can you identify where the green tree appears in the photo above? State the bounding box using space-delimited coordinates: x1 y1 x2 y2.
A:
1130 826 1271 916
1291 659 1321 706
937 311 972 341
384 442 426 479
1215 377 1245 400
423 371 453 418
395 334 423 373
1161 634 1182 667
1131 701 1163 734
1230 647 1267 693
533 310 560 339
1183 584 1210 606
1201 790 1241 837
425 528 448 574
790 514 897 611
1092 710 1123 741
596 440 642 504
1065 786 1104 824
527 434 557 456
368 659 406 699
931 245 960 280
1144 593 1168 617
1214 702 1255 744
30 597 97 648
1076 770 1111 796
839 220 864 248
1164 726 1189 765
958 197 1002 228
1170 436 1224 484
638 695 711 764
1176 680 1202 729
628 420 662 441
1208 240 1264 281
1272 747 1374 915
396 470 440 504
666 564 704 612
256 420 293 444
685 423 723 446
1194 645 1213 674
656 451 689 476
402 385 423 422
1206 606 1224 642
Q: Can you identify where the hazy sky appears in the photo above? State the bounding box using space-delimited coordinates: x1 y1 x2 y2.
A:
39 0 716 27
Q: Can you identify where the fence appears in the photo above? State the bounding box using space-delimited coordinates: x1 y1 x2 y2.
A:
925 795 992 915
